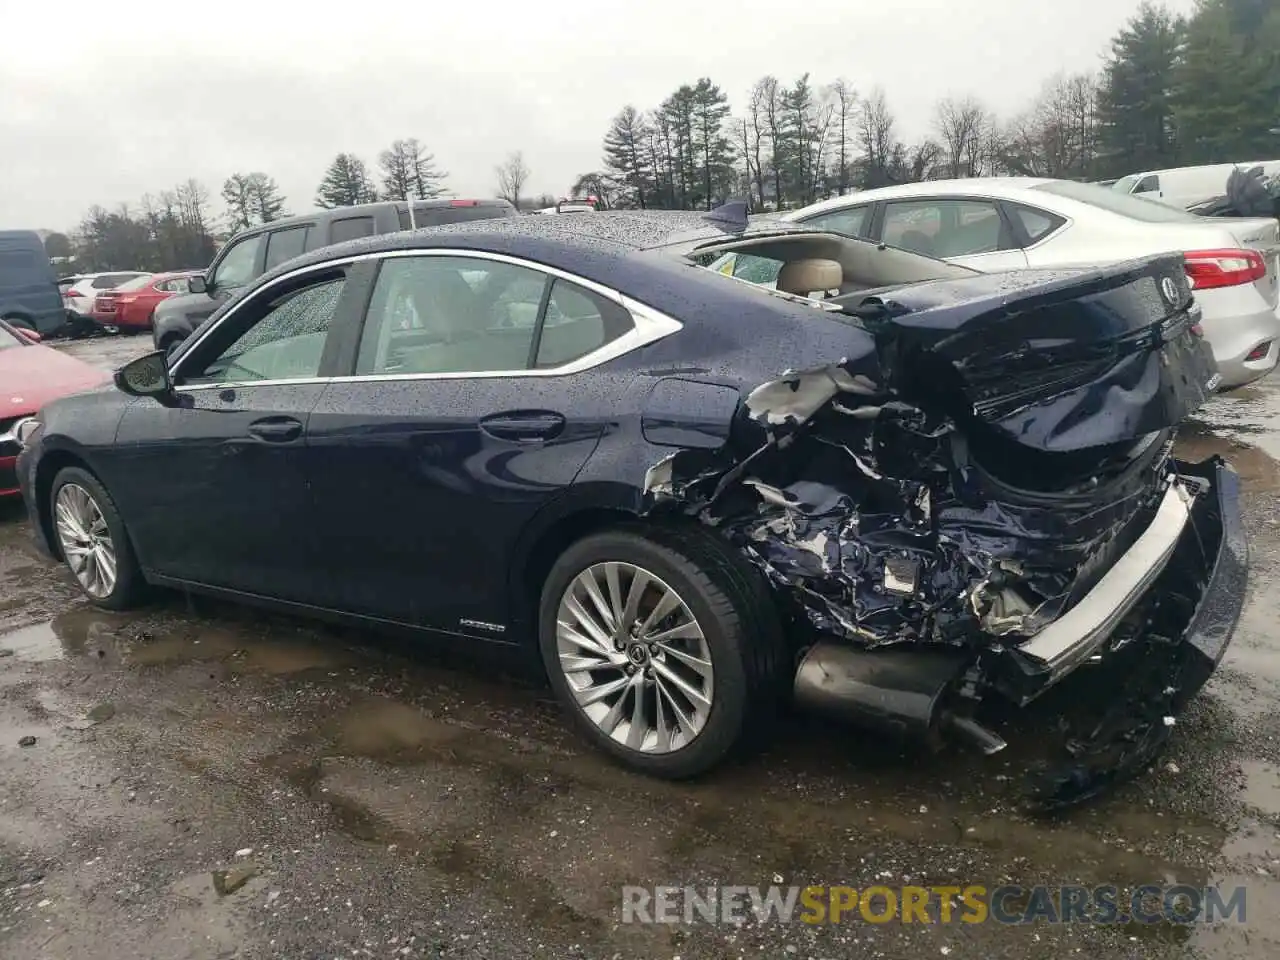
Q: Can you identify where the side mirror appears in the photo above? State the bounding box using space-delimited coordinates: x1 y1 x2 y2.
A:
188 275 208 294
114 351 175 402
17 327 41 342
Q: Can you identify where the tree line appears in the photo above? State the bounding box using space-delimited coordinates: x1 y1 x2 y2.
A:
574 0 1280 210
61 136 454 271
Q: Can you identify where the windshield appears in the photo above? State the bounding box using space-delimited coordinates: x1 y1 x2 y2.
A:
1111 175 1140 194
1032 180 1203 223
0 323 25 349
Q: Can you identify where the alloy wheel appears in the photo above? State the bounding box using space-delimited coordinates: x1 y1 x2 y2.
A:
555 561 714 753
54 483 118 599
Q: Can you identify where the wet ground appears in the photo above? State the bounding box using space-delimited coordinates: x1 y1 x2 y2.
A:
3 333 1280 959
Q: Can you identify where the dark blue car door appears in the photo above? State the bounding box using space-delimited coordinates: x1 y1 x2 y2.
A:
110 264 362 604
304 252 656 637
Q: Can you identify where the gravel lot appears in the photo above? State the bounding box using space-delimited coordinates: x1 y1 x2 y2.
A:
3 333 1280 959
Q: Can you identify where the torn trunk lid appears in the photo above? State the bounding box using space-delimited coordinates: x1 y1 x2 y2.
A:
847 255 1219 452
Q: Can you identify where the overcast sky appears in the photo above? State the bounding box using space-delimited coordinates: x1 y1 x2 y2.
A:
1 0 1196 232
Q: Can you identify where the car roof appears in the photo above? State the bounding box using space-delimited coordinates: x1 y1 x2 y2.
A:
234 198 516 237
263 206 830 276
788 178 1059 216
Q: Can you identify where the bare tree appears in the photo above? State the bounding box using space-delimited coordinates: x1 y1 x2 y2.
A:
758 76 785 208
746 79 770 208
935 96 993 178
827 78 857 195
857 87 898 187
495 151 530 207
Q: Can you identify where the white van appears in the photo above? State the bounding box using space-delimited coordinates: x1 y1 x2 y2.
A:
1112 161 1280 210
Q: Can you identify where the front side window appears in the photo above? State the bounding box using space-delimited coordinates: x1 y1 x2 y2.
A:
182 275 345 385
1134 175 1160 193
210 234 264 291
357 257 549 375
800 206 870 238
264 226 310 271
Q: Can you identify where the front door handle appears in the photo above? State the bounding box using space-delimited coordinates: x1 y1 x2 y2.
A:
245 416 303 443
479 411 566 443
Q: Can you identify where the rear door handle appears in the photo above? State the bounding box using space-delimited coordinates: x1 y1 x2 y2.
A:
245 416 304 443
479 411 566 442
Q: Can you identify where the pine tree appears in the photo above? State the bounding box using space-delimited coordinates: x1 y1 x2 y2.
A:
602 106 653 209
692 79 733 210
315 154 378 208
1097 2 1184 174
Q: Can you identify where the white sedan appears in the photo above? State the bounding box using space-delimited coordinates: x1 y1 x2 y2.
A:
768 178 1280 390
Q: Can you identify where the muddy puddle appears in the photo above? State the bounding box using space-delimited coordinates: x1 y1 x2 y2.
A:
0 605 355 676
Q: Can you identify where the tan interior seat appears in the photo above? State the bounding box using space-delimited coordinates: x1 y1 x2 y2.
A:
776 258 843 296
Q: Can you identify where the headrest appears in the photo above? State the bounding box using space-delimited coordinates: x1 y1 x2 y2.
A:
776 258 842 295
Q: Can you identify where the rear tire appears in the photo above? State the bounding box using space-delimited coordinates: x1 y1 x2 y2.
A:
538 526 785 779
49 466 146 610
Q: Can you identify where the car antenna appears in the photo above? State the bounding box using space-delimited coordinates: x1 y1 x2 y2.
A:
703 199 749 228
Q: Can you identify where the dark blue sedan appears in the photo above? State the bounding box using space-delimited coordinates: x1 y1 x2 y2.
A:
14 205 1246 796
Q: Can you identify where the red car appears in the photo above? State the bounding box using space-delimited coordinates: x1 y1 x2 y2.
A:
91 271 201 331
0 319 110 496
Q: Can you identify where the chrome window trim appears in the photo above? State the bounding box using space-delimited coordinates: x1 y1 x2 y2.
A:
170 247 684 392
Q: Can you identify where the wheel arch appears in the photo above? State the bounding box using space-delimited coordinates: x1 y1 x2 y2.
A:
33 447 101 561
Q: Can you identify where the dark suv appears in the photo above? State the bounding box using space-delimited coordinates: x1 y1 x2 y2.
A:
152 198 519 353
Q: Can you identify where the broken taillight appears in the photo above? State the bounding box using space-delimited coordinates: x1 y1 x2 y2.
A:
1183 249 1267 289
1245 341 1272 362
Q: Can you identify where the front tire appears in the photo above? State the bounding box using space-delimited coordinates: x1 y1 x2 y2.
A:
538 527 784 779
49 467 146 610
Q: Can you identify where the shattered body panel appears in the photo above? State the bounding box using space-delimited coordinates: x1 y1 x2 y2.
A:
647 255 1221 651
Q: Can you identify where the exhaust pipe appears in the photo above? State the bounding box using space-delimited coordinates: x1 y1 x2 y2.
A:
793 641 1006 754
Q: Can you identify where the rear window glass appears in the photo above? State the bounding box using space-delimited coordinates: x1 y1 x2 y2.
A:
1032 181 1201 223
329 217 375 244
92 273 145 289
410 203 516 227
115 275 155 292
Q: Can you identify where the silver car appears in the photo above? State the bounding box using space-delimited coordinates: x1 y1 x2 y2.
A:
780 178 1280 390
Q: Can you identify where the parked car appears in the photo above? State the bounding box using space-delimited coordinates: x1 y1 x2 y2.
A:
776 178 1280 389
152 198 520 354
14 207 1242 800
0 231 64 337
1111 161 1280 211
0 317 110 496
91 271 202 332
60 272 150 337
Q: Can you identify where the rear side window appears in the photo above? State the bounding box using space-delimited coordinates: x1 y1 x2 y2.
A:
535 279 634 368
265 225 311 270
1009 205 1066 245
799 206 871 238
329 217 375 244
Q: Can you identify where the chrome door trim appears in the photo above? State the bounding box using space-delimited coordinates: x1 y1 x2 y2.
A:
170 248 683 392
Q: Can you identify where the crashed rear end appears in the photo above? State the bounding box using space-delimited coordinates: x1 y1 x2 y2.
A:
648 254 1247 807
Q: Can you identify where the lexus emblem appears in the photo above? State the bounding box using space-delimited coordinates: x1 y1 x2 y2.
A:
1160 277 1179 305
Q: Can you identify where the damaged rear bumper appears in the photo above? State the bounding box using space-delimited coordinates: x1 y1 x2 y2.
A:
794 456 1247 743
